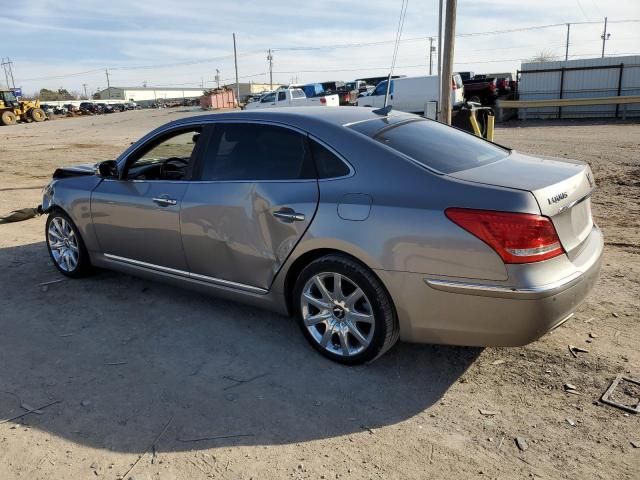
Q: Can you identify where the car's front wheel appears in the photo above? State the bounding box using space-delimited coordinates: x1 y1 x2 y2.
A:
293 255 399 364
45 209 91 278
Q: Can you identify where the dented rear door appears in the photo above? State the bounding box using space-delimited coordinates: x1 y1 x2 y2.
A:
179 121 319 291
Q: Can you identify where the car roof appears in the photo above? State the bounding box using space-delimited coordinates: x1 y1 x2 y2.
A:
170 107 416 131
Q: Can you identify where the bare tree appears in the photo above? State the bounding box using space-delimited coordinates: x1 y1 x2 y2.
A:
526 50 558 63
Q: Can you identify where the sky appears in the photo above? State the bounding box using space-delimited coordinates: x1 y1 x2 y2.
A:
2 0 640 96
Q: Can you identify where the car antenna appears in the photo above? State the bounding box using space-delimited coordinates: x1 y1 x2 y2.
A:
373 0 408 116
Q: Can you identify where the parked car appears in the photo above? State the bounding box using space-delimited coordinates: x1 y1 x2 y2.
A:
244 87 339 110
356 74 464 113
456 72 499 104
53 105 68 115
79 102 99 114
124 101 138 110
112 103 126 112
40 108 602 364
96 103 115 113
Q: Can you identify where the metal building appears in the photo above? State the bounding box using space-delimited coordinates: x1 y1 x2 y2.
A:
95 86 205 102
518 55 640 119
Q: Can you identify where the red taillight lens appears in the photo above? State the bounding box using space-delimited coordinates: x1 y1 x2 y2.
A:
320 97 326 104
445 208 564 264
451 78 457 90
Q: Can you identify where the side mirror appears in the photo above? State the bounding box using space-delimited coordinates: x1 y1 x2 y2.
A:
95 160 119 178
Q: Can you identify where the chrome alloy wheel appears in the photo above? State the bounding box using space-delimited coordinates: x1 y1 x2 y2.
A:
301 272 375 357
47 217 79 272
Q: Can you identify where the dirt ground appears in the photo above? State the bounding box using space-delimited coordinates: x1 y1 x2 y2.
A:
0 110 638 480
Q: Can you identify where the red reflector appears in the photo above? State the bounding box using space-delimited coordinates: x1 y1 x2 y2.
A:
320 97 326 104
445 208 564 264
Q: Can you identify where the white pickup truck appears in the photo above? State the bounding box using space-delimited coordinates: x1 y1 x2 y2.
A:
244 88 339 110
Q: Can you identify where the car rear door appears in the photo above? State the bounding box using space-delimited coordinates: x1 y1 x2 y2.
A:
180 121 319 291
91 125 208 271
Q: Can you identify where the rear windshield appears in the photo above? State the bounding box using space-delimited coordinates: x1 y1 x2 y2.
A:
351 118 509 174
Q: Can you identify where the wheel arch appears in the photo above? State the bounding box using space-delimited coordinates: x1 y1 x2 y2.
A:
281 247 396 320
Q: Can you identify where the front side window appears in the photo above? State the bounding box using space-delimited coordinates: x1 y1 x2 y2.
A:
373 80 394 96
261 92 276 103
126 128 202 180
200 123 315 181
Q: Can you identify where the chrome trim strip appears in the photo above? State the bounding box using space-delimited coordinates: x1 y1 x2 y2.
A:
557 191 592 214
103 253 268 294
424 271 583 299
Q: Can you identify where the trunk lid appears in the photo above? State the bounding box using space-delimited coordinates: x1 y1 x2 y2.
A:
448 152 595 254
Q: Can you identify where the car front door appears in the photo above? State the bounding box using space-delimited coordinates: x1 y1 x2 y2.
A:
91 125 207 271
180 121 319 291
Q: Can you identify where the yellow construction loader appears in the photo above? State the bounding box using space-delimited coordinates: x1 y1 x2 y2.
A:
0 90 46 125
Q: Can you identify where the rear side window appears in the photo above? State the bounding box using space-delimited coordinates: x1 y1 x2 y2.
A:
355 119 508 174
200 123 315 181
291 89 305 99
310 139 350 178
278 91 286 101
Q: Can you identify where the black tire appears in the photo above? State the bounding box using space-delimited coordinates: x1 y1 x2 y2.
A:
293 254 399 365
30 108 46 122
0 110 17 126
45 209 92 278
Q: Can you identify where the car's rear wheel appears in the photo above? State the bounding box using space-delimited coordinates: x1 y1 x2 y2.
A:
293 254 399 364
45 210 91 278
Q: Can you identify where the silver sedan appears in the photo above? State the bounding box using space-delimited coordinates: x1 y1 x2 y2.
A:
41 107 603 364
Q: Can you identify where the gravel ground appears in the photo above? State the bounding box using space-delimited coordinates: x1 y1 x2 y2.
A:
0 110 638 480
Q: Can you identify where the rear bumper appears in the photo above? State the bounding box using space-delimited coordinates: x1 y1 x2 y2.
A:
377 225 603 347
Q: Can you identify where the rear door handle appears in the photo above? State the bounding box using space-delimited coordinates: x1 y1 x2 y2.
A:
152 197 177 206
273 208 305 222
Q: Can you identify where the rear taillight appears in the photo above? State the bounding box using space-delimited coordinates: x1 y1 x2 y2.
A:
320 97 326 104
445 208 564 264
451 78 457 90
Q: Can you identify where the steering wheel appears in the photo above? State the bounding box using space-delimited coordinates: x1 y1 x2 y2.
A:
159 157 189 178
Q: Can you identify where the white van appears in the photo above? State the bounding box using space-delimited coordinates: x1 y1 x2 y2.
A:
356 74 464 113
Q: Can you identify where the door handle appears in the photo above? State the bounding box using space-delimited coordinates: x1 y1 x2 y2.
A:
152 197 177 206
272 209 305 222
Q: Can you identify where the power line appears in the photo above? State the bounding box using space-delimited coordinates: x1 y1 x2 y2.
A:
13 19 640 85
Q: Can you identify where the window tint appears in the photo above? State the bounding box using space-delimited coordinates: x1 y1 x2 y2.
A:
310 139 350 178
353 119 508 174
278 91 286 101
201 123 315 181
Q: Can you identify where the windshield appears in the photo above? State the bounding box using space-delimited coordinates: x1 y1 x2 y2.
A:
350 118 509 174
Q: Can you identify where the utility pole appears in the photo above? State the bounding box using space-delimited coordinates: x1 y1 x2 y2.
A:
438 0 457 125
565 23 571 61
429 37 435 75
267 49 273 90
600 16 610 58
1 57 16 89
233 33 240 105
437 0 443 117
215 68 220 89
1 58 10 89
105 68 111 98
82 83 88 99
